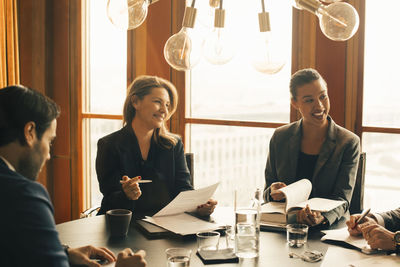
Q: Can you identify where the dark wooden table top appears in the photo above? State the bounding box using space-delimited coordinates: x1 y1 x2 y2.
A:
56 207 349 267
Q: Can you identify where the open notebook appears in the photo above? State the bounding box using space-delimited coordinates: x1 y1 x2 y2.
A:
260 179 345 228
321 227 382 254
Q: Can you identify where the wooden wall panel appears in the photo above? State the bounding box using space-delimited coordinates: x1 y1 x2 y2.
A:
18 0 49 189
315 28 347 127
144 0 171 79
52 157 71 223
18 0 73 223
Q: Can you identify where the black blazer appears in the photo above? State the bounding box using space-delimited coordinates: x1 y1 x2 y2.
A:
0 158 69 267
380 208 400 232
96 125 193 217
264 117 360 225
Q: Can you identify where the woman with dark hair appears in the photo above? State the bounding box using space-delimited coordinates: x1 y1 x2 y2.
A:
96 75 216 217
264 68 360 226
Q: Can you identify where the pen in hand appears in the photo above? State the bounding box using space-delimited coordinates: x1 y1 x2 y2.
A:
352 208 371 229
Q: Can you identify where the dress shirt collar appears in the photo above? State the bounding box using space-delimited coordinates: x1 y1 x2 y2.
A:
0 155 16 172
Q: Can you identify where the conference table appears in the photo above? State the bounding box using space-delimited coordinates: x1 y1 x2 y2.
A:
56 207 368 267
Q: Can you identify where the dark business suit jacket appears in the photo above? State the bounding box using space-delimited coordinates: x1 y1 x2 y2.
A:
264 116 360 225
380 208 400 232
0 158 69 267
96 125 193 216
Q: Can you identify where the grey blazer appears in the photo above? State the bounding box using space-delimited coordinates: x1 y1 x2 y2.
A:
264 116 360 225
380 208 400 232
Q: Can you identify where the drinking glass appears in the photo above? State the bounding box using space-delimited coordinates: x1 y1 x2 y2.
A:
234 189 261 258
286 223 309 248
165 247 191 267
196 231 220 252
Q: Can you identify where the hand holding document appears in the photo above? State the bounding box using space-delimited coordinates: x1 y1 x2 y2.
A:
154 183 219 217
143 183 221 235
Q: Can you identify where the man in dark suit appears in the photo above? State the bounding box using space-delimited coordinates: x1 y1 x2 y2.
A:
0 85 146 267
347 208 400 253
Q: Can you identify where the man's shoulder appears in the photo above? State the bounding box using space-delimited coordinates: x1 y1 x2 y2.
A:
0 169 50 204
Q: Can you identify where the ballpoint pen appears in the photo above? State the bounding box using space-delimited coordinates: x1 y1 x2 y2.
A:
352 208 371 229
138 180 152 183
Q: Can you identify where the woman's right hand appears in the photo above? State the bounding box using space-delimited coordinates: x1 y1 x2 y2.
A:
270 182 287 201
120 176 142 200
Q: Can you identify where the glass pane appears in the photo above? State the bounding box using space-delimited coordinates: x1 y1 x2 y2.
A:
189 1 291 123
83 119 123 207
88 0 127 114
188 124 273 207
362 133 400 212
363 1 400 127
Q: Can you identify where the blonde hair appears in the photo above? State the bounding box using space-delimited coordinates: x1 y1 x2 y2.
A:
123 75 178 148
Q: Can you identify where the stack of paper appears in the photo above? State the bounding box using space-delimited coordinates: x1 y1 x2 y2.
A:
142 183 221 235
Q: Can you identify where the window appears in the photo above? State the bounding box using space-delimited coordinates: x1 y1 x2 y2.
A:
83 0 126 209
187 1 292 206
361 0 400 212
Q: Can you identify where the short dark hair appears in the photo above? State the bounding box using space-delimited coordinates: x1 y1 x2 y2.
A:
0 85 60 146
289 68 327 100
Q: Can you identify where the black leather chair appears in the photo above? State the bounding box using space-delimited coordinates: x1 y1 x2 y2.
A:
349 152 366 215
80 152 195 218
185 152 194 186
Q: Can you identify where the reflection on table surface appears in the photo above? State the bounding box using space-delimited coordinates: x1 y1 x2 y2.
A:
56 207 359 267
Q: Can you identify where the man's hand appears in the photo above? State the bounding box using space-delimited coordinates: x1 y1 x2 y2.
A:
360 224 396 251
270 182 287 201
68 245 116 267
115 249 147 267
120 175 142 200
346 214 377 236
197 199 218 216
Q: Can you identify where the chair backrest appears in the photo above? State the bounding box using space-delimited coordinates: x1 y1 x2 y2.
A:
349 152 366 214
185 152 194 186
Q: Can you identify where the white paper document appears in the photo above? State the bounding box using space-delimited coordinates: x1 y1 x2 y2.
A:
348 254 400 266
144 213 220 235
141 183 220 235
154 183 219 217
321 227 373 252
321 246 400 267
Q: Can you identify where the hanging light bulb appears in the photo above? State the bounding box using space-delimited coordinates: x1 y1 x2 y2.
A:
293 0 359 41
320 0 342 3
251 0 285 75
164 2 203 71
107 0 157 30
203 1 235 65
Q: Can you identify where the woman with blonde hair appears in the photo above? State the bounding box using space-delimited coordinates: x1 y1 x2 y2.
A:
96 75 217 217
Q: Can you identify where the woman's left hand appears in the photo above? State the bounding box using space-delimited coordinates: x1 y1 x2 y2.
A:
197 199 218 216
297 205 325 226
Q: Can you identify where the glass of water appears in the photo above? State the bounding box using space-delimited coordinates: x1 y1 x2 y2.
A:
165 247 191 267
234 189 261 258
286 223 309 248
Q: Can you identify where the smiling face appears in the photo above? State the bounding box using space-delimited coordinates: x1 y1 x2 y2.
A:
132 87 171 131
291 79 330 128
